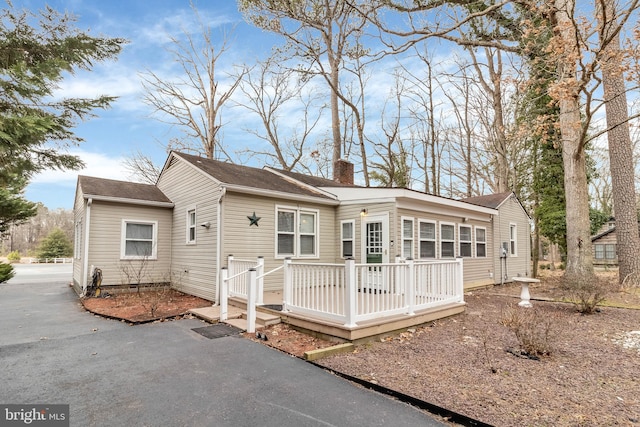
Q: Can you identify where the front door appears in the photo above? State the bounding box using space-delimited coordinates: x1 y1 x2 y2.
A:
362 214 389 292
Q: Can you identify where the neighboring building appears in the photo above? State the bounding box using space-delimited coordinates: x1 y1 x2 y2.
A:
73 151 532 300
591 218 618 266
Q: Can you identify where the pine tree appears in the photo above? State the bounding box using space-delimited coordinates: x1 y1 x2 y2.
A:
0 3 125 230
36 228 72 259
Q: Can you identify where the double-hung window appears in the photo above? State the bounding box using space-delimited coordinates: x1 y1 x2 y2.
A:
509 224 517 256
605 244 616 259
475 227 487 258
121 220 157 259
341 220 354 258
401 217 414 258
419 220 436 259
440 223 455 258
187 208 196 244
276 207 318 258
459 225 472 257
594 244 605 259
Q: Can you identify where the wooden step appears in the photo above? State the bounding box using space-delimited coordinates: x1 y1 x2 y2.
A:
225 310 281 332
188 305 244 323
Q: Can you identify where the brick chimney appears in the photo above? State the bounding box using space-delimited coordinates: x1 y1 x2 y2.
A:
334 159 354 185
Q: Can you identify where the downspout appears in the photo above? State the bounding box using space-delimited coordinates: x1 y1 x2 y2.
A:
81 198 92 295
215 186 226 305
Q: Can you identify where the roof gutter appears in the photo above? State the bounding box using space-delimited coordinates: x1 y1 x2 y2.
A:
81 198 92 296
83 194 174 208
215 186 226 305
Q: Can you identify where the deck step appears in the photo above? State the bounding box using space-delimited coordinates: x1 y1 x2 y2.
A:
243 311 281 327
188 306 244 323
228 311 281 332
189 305 281 332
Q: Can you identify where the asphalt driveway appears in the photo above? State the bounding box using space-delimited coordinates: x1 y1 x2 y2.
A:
0 266 445 426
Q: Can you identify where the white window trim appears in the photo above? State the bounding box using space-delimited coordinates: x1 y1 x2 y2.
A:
275 205 320 259
509 223 518 256
121 220 158 260
186 206 197 245
475 226 487 258
340 219 355 258
74 219 82 259
458 224 473 258
418 219 437 259
401 216 414 259
440 222 456 258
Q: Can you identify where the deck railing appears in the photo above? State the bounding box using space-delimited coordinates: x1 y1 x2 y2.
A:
226 255 263 303
221 256 464 332
283 258 464 327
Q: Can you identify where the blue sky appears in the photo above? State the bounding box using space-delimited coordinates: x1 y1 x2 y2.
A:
18 0 287 210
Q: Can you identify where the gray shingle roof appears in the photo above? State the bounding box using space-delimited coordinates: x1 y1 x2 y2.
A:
78 175 172 204
175 152 334 199
269 168 358 188
461 192 513 209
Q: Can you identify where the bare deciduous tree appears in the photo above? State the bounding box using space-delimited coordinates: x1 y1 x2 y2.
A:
237 54 324 171
140 5 247 161
239 0 374 181
597 0 640 284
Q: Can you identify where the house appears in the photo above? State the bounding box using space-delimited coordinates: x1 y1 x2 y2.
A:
461 192 532 284
591 218 618 266
73 151 531 337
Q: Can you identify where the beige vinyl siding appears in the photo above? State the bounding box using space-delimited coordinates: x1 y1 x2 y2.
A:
157 159 220 301
335 203 396 264
492 197 531 283
72 187 86 293
85 201 172 287
396 207 494 288
222 192 337 291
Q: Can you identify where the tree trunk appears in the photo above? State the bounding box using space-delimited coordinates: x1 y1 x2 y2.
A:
598 0 640 284
554 0 594 279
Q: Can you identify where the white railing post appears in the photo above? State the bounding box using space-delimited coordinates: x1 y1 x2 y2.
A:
344 258 357 327
256 256 264 305
246 268 257 334
220 267 228 321
456 257 464 302
394 256 403 295
283 258 292 312
405 258 415 315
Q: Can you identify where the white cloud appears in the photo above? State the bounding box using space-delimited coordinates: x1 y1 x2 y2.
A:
30 150 130 187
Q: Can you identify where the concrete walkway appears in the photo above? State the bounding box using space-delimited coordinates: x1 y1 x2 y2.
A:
0 270 445 426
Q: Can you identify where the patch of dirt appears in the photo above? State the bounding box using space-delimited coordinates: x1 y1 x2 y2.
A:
243 323 338 358
314 272 640 426
81 289 211 323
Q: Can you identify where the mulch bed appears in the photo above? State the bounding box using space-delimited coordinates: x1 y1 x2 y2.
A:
81 289 211 323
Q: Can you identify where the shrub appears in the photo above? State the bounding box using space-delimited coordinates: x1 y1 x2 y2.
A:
0 262 15 283
562 275 610 314
36 228 73 259
500 304 557 358
7 251 21 263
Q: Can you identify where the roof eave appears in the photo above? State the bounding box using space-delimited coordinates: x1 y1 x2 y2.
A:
223 183 339 205
83 194 174 208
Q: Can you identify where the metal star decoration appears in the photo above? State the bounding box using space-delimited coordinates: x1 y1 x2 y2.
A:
247 212 261 227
